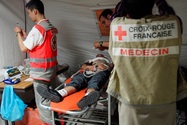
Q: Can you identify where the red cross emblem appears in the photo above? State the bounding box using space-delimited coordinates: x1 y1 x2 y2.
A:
114 26 127 41
51 36 57 51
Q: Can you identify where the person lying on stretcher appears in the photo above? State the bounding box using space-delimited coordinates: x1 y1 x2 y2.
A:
37 54 113 109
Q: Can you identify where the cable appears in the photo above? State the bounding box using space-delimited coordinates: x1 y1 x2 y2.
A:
22 0 27 58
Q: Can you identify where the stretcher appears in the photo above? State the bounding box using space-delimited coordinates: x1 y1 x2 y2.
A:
39 70 114 125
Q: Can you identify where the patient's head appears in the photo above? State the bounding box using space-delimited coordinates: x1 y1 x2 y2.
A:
96 54 104 58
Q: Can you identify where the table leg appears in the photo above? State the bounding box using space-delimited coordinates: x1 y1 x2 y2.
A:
4 120 15 125
4 120 8 125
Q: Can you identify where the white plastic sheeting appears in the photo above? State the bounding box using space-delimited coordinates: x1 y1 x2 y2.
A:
0 0 186 74
0 0 26 68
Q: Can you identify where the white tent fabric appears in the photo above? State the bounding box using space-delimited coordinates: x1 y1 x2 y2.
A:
0 0 186 74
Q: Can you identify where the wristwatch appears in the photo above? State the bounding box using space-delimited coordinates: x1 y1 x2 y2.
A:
99 41 103 47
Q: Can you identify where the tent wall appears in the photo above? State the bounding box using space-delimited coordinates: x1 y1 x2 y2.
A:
0 0 186 74
0 0 26 68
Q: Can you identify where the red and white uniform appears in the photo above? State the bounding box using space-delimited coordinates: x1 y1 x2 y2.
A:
24 19 58 81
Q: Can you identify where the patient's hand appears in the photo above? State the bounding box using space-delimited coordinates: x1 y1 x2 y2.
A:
81 64 87 70
81 64 93 70
97 64 108 70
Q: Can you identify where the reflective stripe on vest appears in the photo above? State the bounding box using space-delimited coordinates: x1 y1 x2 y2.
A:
30 57 56 63
30 57 57 69
30 66 56 72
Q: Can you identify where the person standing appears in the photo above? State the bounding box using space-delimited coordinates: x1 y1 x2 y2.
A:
93 9 112 51
14 0 61 124
107 0 183 125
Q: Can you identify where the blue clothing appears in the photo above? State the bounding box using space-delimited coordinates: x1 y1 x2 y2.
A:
67 70 110 91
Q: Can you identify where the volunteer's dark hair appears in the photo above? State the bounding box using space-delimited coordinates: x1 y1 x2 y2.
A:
99 9 113 21
155 0 183 33
120 0 176 19
155 0 176 15
121 0 155 19
26 0 44 15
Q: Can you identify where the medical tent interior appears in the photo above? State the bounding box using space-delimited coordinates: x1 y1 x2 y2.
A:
0 0 187 125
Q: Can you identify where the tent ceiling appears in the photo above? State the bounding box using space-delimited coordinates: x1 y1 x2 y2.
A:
51 0 117 7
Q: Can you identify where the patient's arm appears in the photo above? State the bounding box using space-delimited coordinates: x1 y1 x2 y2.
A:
94 41 109 51
96 64 109 71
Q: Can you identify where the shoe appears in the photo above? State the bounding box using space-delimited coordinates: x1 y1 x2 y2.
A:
36 84 62 103
77 91 100 109
55 120 62 125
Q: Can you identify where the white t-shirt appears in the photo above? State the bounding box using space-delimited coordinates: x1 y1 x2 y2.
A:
23 20 47 50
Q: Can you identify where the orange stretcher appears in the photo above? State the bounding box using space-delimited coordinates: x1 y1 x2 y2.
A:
40 70 113 125
50 78 87 113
